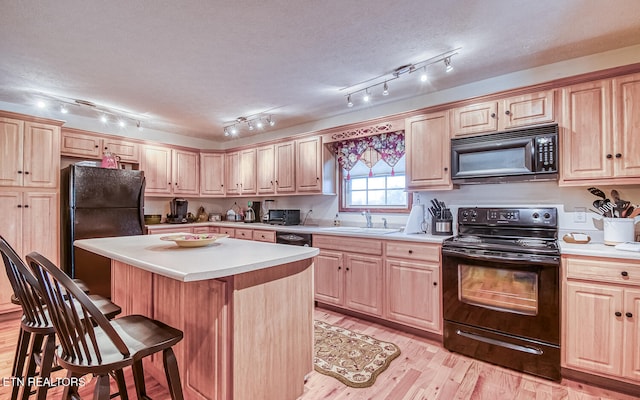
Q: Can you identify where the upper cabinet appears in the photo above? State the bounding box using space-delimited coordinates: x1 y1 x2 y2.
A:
295 136 335 194
200 152 225 197
140 144 199 195
225 148 256 196
0 115 61 188
560 73 640 185
405 111 452 190
451 90 555 137
61 128 140 163
256 141 296 195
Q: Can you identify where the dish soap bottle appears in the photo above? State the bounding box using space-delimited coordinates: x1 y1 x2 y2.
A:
333 213 341 226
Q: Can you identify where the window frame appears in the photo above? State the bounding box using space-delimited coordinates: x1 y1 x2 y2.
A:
338 167 412 214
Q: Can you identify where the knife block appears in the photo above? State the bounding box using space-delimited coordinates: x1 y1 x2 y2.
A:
432 217 453 236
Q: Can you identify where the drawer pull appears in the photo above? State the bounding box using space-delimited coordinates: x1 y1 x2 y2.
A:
615 311 622 317
621 271 629 277
626 312 633 318
408 250 413 254
433 282 438 286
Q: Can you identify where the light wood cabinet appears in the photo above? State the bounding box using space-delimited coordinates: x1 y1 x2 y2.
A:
61 128 140 163
257 144 276 194
314 249 344 306
252 229 276 243
384 241 441 333
0 116 60 188
312 235 384 318
0 190 58 314
405 111 452 190
560 73 640 185
200 152 225 197
225 149 256 196
141 145 199 195
295 136 335 194
258 141 296 195
562 255 640 384
560 80 613 182
275 141 295 193
344 253 383 316
451 90 555 137
612 73 640 178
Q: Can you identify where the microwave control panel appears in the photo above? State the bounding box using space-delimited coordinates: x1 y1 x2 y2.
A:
535 135 557 172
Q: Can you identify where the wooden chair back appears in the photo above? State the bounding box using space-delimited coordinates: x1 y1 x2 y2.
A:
0 236 51 329
26 252 130 365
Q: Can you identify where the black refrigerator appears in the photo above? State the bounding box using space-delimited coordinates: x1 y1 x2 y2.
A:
61 165 146 298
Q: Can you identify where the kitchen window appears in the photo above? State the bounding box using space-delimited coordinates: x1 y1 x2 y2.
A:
331 131 409 213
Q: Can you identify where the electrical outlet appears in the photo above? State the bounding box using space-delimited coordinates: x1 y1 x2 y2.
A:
574 207 586 223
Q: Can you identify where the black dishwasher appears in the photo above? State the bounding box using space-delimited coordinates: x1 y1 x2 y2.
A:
275 232 312 246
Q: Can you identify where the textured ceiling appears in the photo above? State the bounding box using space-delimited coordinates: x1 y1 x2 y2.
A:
1 0 640 142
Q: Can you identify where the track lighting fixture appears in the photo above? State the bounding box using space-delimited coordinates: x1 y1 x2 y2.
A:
341 48 460 107
223 113 276 137
444 56 453 72
31 92 149 133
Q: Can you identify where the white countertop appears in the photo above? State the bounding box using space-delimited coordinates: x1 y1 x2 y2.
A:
559 241 640 260
74 233 319 282
146 221 450 243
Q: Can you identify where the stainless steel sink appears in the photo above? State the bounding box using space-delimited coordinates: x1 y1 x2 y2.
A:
319 227 400 235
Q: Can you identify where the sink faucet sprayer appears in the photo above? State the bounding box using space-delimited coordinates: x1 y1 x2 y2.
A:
362 210 373 228
382 218 388 229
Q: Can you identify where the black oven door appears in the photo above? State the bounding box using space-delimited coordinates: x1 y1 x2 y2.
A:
442 248 559 345
441 248 561 381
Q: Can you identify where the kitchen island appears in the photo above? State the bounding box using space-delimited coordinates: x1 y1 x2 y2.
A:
74 233 319 400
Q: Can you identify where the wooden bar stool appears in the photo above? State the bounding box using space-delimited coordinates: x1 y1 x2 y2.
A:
0 236 122 400
26 251 185 400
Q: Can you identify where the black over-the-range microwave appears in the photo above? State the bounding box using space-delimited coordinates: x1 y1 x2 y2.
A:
450 123 558 184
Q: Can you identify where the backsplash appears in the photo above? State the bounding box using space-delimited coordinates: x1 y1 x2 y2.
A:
144 182 640 236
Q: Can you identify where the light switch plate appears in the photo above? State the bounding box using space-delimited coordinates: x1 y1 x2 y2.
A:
574 207 586 223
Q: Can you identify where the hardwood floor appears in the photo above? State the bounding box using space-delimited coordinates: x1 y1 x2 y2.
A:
0 308 636 399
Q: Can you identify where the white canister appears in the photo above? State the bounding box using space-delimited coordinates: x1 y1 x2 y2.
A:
603 217 640 245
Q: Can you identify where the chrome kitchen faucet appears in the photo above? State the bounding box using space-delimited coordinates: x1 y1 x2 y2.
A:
362 210 373 228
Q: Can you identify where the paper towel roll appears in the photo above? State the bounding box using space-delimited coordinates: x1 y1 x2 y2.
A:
404 204 424 234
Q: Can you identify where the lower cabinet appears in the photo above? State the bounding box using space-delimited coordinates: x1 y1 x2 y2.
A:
563 255 640 384
313 235 442 334
313 235 384 317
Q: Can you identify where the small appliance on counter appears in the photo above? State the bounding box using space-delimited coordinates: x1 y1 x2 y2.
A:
268 209 301 225
244 201 261 223
262 199 275 223
166 197 189 223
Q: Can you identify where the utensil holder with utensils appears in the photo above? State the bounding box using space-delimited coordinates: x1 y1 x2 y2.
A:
429 198 453 235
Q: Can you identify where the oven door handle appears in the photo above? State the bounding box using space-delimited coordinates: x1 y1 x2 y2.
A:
442 248 558 265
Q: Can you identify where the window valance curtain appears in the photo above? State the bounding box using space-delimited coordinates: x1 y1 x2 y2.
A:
329 131 405 179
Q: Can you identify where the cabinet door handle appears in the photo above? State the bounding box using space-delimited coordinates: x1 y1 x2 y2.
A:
17 170 22 174
408 250 413 254
621 271 629 277
17 205 22 208
338 266 341 270
94 145 99 148
23 205 29 208
606 154 613 159
615 311 622 317
433 282 438 286
615 153 622 158
346 267 349 271
490 113 496 118
24 171 29 175
626 312 633 318
504 110 511 115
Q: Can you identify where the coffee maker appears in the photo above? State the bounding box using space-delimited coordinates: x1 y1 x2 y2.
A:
244 201 261 223
167 197 188 223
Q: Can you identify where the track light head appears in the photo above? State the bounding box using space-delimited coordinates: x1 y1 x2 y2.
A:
347 95 353 107
420 67 428 82
382 82 389 96
444 57 453 72
363 89 370 102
